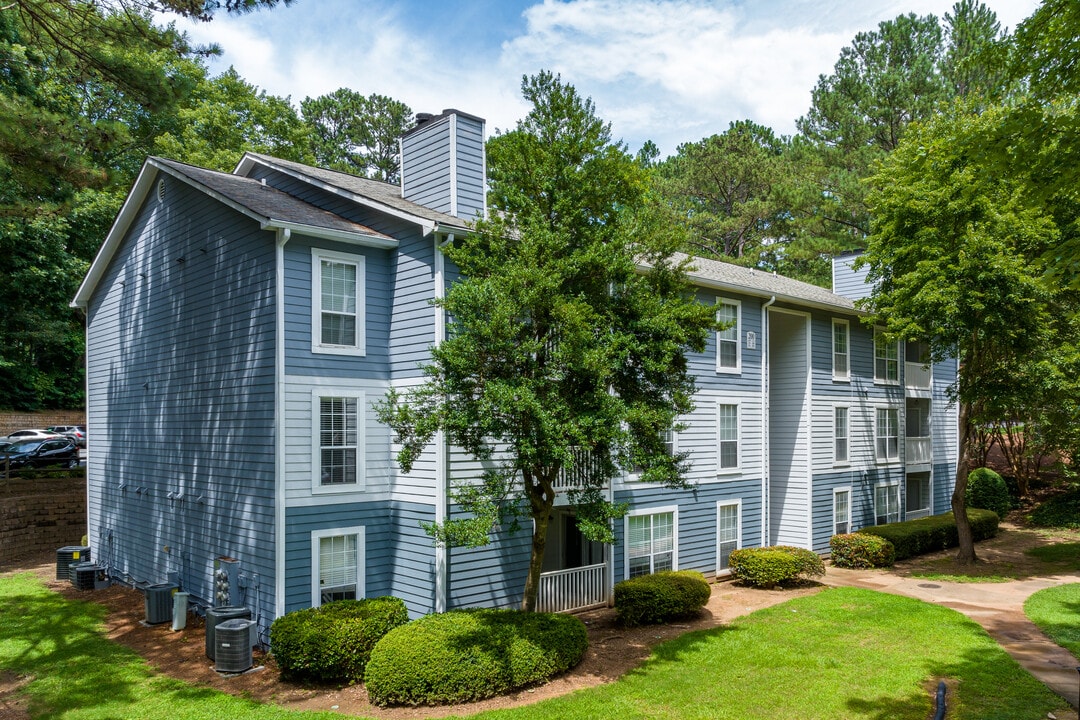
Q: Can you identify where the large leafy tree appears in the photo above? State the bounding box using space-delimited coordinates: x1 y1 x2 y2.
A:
301 90 412 182
860 105 1061 563
377 72 717 611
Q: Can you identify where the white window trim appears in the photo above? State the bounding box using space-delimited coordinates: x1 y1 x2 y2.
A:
873 327 900 385
833 486 852 535
716 400 741 475
311 388 366 494
832 318 850 382
715 298 742 374
874 405 901 465
311 247 366 356
716 499 742 576
833 403 850 467
874 482 901 526
310 526 365 607
624 505 679 580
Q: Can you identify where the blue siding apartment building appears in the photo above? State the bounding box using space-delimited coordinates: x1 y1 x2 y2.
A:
72 109 958 642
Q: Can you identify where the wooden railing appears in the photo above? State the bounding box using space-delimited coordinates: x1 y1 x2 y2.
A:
906 436 932 466
537 563 607 613
905 362 932 391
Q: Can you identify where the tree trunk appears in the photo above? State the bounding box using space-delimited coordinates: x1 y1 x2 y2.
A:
952 399 977 565
520 472 555 612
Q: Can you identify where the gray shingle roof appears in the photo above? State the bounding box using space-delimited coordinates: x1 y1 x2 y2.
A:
672 252 856 312
153 157 392 241
239 153 473 232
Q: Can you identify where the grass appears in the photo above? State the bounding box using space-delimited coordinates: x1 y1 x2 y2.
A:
1024 583 1080 659
1025 542 1080 571
0 574 1069 720
908 572 1012 583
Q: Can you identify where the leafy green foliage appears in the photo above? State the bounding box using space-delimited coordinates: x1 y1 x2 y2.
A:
613 570 711 626
965 468 1011 519
1027 484 1080 530
364 608 587 706
858 510 999 561
301 89 412 182
728 546 825 588
376 72 717 611
829 533 896 569
268 597 408 684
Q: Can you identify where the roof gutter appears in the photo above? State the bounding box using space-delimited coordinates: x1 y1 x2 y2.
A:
686 274 861 316
260 219 398 249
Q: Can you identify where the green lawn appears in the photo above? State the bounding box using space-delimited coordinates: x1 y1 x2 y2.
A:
0 573 1070 720
1024 582 1080 659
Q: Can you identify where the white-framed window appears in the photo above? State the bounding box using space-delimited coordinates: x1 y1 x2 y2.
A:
311 527 365 606
716 500 741 575
312 248 366 356
832 319 849 381
311 390 365 492
875 407 900 462
875 483 900 525
717 403 739 472
661 426 677 457
874 328 899 384
834 487 851 534
834 406 849 464
716 299 741 373
625 506 677 579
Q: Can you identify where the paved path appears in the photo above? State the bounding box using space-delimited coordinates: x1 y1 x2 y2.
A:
822 566 1080 714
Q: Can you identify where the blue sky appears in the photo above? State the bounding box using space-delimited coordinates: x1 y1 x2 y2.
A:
173 0 1041 157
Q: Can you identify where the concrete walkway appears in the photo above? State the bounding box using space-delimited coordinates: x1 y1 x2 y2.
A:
822 566 1080 714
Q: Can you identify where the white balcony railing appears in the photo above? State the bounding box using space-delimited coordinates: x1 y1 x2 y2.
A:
537 563 607 613
552 448 607 494
905 508 931 521
906 436 932 466
905 362 932 391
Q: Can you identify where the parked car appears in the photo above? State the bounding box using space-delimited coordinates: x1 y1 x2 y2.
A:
0 438 80 471
2 429 62 442
46 425 86 447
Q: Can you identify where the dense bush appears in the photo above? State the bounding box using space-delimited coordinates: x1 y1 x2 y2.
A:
365 608 587 706
966 467 1012 519
858 509 999 561
829 533 896 568
613 570 711 626
269 597 409 684
1027 484 1080 529
728 545 825 588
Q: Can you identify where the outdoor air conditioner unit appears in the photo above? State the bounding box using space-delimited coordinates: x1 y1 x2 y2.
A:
204 606 251 660
144 583 177 624
70 562 109 591
214 618 254 673
56 546 90 580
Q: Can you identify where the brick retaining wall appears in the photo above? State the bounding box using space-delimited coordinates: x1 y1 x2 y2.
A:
0 475 87 567
0 411 86 437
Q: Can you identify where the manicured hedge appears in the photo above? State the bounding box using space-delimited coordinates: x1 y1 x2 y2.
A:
365 608 587 706
966 467 1011 520
269 597 409 684
857 509 999 561
728 545 825 588
613 570 711 626
829 533 896 568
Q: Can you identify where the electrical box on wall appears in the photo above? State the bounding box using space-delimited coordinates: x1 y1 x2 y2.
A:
213 557 241 606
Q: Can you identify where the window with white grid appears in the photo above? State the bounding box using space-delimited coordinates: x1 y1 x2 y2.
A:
716 300 740 372
875 484 900 525
717 502 740 573
319 397 357 485
874 328 899 384
834 406 849 464
312 248 365 355
876 407 899 462
718 403 739 471
834 488 851 534
833 319 849 380
626 509 675 579
311 528 364 606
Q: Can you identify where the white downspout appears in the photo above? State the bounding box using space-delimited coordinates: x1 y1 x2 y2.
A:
274 227 290 618
434 233 450 612
760 296 776 548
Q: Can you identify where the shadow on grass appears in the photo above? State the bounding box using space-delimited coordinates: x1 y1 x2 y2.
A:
900 525 1080 582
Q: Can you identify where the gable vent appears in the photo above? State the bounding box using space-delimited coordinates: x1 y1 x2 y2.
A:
157 179 166 203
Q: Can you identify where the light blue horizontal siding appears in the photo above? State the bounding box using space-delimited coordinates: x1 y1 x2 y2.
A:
454 115 486 221
447 513 531 610
932 462 955 515
692 290 763 393
85 173 277 639
832 254 872 300
402 120 453 214
388 503 438 617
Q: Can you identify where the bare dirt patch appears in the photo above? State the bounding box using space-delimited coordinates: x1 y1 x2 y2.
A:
10 556 816 717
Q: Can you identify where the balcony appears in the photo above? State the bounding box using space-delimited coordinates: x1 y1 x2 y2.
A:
906 436 932 466
537 563 608 613
905 361 932 392
552 447 607 494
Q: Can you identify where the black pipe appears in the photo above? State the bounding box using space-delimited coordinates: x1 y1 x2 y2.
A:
933 680 947 720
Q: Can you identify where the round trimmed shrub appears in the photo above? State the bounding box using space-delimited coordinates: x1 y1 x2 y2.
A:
829 533 896 568
269 597 409 684
365 608 587 706
729 545 825 588
613 570 711 626
966 467 1011 520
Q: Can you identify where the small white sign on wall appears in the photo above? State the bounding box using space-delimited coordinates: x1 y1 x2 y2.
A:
746 331 757 350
